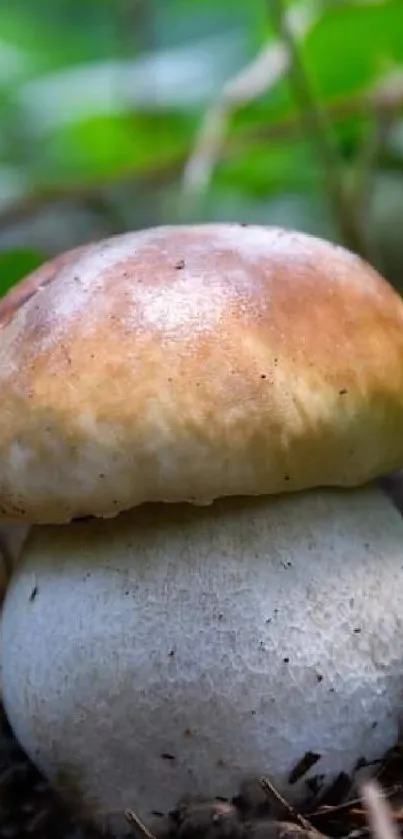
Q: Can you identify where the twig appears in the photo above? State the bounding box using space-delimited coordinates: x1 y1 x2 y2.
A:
344 101 395 272
181 0 320 205
309 784 401 819
0 75 402 234
125 808 157 839
343 829 370 839
260 777 322 836
0 158 183 231
360 779 401 839
268 0 368 259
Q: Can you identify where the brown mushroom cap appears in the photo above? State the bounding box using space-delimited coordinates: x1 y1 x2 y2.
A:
0 223 403 524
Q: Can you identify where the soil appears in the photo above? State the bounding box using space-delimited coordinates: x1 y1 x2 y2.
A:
1 700 403 839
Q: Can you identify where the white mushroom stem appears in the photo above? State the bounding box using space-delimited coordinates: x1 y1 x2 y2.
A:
2 486 403 831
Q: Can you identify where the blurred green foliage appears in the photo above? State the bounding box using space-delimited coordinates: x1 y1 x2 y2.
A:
0 249 44 295
1 0 403 294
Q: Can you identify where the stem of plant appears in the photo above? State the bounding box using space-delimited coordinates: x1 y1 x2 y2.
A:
268 0 372 261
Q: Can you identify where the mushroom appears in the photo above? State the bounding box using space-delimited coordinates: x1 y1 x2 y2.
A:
1 224 403 832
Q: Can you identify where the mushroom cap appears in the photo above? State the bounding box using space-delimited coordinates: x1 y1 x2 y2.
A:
1 224 403 524
3 486 403 825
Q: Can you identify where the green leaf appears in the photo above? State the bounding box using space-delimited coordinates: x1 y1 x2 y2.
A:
216 137 320 198
228 0 403 138
304 0 403 99
0 248 45 296
29 112 193 184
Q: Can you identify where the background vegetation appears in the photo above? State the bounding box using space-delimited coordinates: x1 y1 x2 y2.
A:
1 0 403 295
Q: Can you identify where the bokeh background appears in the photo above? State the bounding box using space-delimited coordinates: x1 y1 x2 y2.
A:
1 0 403 296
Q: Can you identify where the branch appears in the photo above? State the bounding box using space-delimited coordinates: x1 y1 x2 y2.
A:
268 0 370 258
360 779 400 839
0 73 402 234
180 0 320 204
0 157 184 231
